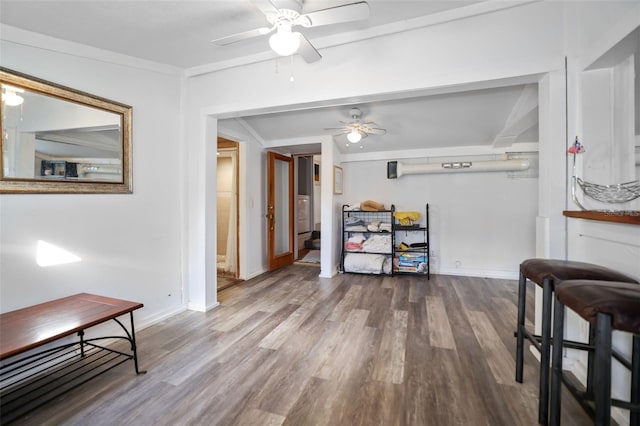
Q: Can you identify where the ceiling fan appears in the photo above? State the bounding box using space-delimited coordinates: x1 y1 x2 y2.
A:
326 107 386 143
211 0 370 63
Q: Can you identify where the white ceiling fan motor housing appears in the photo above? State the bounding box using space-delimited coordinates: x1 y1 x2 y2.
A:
267 8 301 26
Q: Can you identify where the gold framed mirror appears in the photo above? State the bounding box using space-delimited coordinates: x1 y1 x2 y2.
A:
1 67 132 194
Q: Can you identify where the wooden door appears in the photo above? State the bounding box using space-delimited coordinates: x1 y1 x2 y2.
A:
266 151 294 271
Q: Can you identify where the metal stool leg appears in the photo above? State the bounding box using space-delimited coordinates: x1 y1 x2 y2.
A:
594 312 612 426
630 335 639 426
550 296 565 426
516 269 527 383
539 278 554 425
586 323 595 399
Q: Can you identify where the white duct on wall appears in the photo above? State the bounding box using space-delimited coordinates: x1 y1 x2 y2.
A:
387 158 530 178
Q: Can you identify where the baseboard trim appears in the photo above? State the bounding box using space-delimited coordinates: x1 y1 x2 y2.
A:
436 267 518 280
137 304 188 330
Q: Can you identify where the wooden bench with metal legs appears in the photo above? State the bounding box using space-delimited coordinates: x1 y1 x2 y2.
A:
0 293 146 423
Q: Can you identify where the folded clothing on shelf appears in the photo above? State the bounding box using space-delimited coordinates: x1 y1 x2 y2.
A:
345 233 366 251
379 223 392 232
344 216 364 226
345 225 368 232
345 241 363 251
348 233 366 243
362 234 392 253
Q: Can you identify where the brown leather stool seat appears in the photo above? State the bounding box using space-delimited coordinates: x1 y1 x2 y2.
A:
515 259 638 424
520 259 637 286
550 280 640 426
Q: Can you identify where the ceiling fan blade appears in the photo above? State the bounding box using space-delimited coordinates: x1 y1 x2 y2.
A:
299 1 370 28
366 128 387 135
298 33 321 63
252 0 280 16
211 27 272 46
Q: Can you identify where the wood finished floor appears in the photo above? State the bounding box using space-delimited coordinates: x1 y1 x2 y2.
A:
12 265 592 425
217 275 244 292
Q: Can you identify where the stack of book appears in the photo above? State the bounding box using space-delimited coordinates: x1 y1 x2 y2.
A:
395 253 428 273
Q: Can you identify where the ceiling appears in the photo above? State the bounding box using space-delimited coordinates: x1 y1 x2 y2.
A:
228 84 538 155
0 0 489 69
0 0 540 155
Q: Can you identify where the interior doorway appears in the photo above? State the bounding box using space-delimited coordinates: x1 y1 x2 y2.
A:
217 137 242 291
295 154 321 266
266 151 295 271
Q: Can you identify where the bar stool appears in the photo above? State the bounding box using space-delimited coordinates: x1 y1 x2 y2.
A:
550 280 640 426
515 259 638 424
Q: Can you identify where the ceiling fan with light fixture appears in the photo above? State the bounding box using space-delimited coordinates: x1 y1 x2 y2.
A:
211 0 370 63
326 107 386 143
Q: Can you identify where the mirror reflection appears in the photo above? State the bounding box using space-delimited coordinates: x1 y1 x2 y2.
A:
1 68 132 194
2 87 122 181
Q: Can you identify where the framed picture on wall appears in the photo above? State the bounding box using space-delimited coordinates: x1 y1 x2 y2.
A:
314 162 320 184
333 166 343 194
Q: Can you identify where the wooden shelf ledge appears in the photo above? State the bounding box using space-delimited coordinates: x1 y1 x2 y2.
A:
563 210 640 225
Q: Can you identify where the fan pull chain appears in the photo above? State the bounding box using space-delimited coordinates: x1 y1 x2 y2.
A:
289 55 295 83
273 56 295 82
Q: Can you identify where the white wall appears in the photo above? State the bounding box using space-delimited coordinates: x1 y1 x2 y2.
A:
319 137 343 277
0 30 186 330
563 5 640 424
185 1 570 287
342 159 538 278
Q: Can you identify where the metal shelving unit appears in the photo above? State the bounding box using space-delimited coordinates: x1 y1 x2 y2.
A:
341 205 395 275
392 204 430 279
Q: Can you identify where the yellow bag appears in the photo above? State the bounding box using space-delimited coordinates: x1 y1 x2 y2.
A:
393 211 420 226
